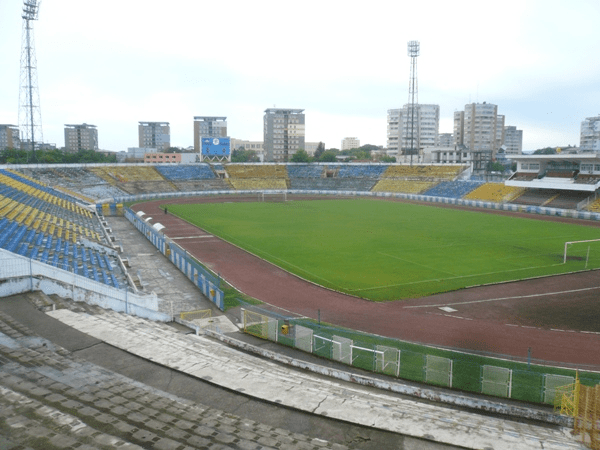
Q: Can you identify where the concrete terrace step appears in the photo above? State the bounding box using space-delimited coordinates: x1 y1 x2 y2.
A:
0 315 348 450
46 308 586 450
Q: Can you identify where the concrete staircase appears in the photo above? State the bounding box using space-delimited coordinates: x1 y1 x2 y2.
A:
46 308 585 450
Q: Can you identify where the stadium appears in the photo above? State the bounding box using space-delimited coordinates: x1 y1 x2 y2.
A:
1 160 600 449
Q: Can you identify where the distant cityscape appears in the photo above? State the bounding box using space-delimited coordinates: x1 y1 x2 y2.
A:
1 108 599 168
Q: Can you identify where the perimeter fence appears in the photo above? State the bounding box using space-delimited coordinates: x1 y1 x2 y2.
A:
241 307 600 406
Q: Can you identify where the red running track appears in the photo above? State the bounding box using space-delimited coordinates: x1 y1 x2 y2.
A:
133 197 600 367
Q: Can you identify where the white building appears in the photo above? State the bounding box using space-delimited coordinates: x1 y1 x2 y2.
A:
387 104 439 155
580 115 600 153
341 137 360 151
503 126 523 155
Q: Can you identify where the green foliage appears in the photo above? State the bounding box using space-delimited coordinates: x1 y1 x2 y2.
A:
231 148 259 162
0 147 116 164
486 161 508 172
313 142 325 160
291 149 310 163
318 150 338 162
165 199 600 301
533 147 557 154
379 155 396 163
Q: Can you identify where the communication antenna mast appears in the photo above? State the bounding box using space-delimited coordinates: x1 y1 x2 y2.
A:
407 40 419 165
19 0 43 160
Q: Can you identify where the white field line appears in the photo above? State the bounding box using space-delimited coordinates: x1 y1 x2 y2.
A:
403 286 600 309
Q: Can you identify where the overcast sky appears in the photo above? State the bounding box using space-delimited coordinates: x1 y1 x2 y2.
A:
1 0 599 152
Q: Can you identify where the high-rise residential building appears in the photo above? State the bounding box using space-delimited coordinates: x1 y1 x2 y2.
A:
0 125 21 150
503 126 523 155
580 115 600 153
341 137 360 151
193 117 227 152
386 104 439 155
64 123 98 152
438 133 453 147
263 108 305 162
455 103 499 151
138 122 170 151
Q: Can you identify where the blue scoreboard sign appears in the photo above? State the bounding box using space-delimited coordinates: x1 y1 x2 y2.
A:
202 137 230 156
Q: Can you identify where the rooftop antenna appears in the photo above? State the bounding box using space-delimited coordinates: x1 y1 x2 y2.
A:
407 40 419 166
19 0 43 160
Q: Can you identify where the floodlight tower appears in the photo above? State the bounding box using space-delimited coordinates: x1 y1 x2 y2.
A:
19 0 43 159
407 40 419 165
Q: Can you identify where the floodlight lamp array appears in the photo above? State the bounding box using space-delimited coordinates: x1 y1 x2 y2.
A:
407 40 420 57
22 0 39 21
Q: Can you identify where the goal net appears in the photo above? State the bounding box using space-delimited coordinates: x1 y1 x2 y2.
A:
259 192 287 202
563 239 600 268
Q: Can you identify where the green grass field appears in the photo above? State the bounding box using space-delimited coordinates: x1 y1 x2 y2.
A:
166 198 600 301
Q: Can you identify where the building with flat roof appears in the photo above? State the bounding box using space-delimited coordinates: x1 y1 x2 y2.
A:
341 137 360 151
503 126 523 155
387 104 439 155
0 125 20 150
263 108 305 162
580 115 600 153
138 122 170 151
64 123 98 152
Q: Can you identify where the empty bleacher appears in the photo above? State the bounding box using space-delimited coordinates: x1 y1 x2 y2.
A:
542 191 591 209
154 163 216 181
0 171 127 289
226 164 289 190
371 179 438 194
90 166 178 195
511 189 560 206
463 183 525 203
18 166 128 201
422 181 484 199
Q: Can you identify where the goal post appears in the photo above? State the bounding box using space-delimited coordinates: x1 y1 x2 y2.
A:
259 192 287 203
563 239 600 265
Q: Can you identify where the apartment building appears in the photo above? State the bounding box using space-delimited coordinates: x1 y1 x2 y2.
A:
580 115 600 153
0 125 20 150
263 108 305 162
64 123 98 152
341 137 360 151
193 116 227 152
387 104 439 155
138 122 170 151
438 133 453 147
503 126 523 155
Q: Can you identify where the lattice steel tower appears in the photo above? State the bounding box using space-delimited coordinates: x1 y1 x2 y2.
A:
19 0 43 158
407 40 419 165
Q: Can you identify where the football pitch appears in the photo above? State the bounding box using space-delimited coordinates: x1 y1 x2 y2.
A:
166 198 600 301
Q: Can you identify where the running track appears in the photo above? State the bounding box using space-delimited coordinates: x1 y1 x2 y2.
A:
132 196 600 367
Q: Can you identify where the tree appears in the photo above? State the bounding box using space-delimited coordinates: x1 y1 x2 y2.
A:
291 149 310 163
313 142 325 160
231 149 259 162
319 150 338 162
533 147 557 155
379 155 396 163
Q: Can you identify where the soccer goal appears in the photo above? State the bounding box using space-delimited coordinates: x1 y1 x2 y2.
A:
563 239 600 267
259 192 288 202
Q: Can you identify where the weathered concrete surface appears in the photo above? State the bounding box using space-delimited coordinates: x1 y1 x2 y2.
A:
47 308 585 450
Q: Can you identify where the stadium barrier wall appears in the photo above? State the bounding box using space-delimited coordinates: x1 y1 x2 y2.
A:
124 207 225 310
204 328 572 426
241 306 600 407
110 189 600 223
0 249 169 322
